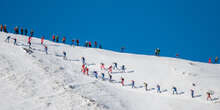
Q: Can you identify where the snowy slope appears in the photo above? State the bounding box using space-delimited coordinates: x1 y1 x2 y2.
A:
0 32 220 110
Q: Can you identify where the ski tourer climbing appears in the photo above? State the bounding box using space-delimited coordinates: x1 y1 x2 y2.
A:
94 71 98 79
191 89 194 98
101 73 105 80
131 80 135 88
108 73 112 81
172 86 178 95
121 77 125 86
108 65 113 73
113 62 118 70
156 84 161 93
81 57 86 65
5 36 11 43
100 63 105 70
44 45 48 54
63 51 67 60
121 65 126 73
144 82 148 91
206 92 212 101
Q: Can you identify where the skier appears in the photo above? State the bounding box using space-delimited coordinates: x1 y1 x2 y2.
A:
24 28 28 35
12 38 17 45
86 67 89 76
155 48 160 56
85 41 88 47
56 35 59 42
89 41 92 47
108 73 112 81
52 35 55 42
81 57 86 65
131 80 135 88
144 82 148 91
206 92 212 101
72 39 75 46
20 27 23 35
99 44 102 49
94 41 97 48
76 39 79 46
63 51 67 60
156 84 161 93
190 89 194 98
121 47 125 52
209 57 212 63
14 26 19 34
44 45 48 54
172 86 178 95
62 36 66 43
215 56 218 63
121 77 125 86
113 62 118 70
121 65 126 73
108 65 112 73
28 36 32 48
3 24 7 32
100 63 105 70
5 36 11 43
30 29 34 37
0 24 2 31
101 73 105 80
41 36 44 44
94 71 98 79
81 64 85 73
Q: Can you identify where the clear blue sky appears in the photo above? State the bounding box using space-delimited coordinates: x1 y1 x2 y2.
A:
1 0 219 62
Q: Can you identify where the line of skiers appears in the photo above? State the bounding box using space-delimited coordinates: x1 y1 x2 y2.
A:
209 57 219 63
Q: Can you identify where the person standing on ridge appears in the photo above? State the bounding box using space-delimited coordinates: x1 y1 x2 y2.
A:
76 39 79 46
3 24 7 33
215 56 218 63
209 57 212 63
24 28 28 35
20 27 23 35
30 29 34 37
41 36 44 44
0 24 3 31
89 41 92 47
56 35 59 42
121 47 125 52
52 35 55 42
72 39 75 46
62 36 66 43
99 44 102 49
94 41 97 48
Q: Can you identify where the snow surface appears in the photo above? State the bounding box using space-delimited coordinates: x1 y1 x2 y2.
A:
0 32 220 110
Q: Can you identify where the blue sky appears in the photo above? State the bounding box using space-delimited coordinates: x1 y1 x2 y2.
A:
1 0 220 62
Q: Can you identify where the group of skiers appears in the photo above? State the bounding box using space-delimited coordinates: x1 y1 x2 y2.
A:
209 56 219 63
0 24 8 33
79 56 215 101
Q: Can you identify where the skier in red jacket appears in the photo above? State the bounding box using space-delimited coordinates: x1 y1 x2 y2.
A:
52 35 55 42
41 36 44 44
209 58 212 63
